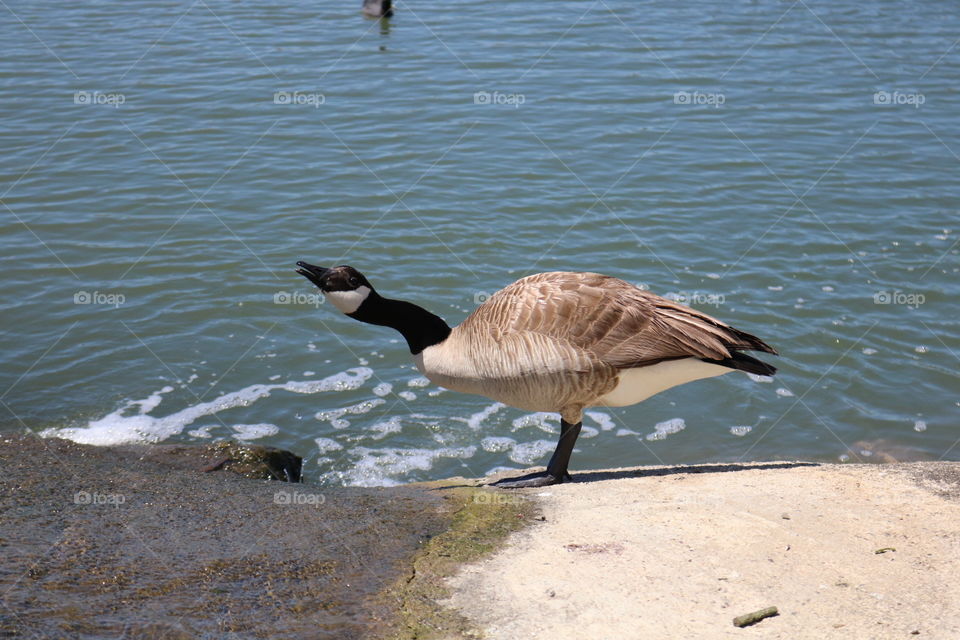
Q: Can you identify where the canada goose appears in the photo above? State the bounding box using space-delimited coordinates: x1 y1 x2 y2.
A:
295 263 778 488
362 0 392 18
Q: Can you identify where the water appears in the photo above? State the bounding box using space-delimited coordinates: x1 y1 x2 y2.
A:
2 0 957 486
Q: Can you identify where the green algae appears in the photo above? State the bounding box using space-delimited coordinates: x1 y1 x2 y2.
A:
375 485 538 640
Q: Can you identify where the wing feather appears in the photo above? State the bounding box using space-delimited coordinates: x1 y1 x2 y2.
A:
460 271 776 370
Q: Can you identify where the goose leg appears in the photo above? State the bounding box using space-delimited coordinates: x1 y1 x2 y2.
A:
492 419 582 489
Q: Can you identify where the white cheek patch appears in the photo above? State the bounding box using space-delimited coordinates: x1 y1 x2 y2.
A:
324 286 371 314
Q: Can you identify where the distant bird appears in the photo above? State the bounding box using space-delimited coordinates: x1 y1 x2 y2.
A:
296 263 778 488
362 0 392 17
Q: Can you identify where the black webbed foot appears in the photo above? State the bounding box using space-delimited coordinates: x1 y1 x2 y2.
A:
491 470 573 489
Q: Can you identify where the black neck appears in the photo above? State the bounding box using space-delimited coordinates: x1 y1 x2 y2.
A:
348 292 452 354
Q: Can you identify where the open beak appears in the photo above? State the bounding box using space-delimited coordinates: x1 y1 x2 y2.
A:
295 261 330 290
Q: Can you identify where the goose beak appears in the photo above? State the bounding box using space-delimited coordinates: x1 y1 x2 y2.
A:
296 261 330 290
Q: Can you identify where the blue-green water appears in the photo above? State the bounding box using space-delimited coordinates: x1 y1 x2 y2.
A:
2 0 957 486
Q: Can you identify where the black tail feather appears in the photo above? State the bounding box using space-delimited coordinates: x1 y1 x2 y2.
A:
705 351 777 376
727 326 778 356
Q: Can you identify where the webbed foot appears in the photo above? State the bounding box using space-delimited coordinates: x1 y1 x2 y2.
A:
491 470 572 489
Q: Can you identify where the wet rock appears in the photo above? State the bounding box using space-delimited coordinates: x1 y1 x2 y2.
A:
0 434 454 638
108 440 303 482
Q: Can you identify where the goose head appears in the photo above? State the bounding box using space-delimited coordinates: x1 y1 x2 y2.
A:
296 262 374 314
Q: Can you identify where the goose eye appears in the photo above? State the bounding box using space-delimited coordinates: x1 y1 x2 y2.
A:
348 276 360 287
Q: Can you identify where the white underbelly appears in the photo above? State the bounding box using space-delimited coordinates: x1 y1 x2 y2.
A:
412 348 584 412
596 358 731 407
413 350 485 396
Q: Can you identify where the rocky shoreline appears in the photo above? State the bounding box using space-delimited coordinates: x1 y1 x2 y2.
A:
6 434 959 639
0 434 531 639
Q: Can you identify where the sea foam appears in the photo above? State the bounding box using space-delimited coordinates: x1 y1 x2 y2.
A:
42 367 374 446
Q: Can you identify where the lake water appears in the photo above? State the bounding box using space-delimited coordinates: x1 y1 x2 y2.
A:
2 0 957 486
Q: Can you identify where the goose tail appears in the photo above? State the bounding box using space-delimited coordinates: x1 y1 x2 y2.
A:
705 326 778 376
706 351 777 376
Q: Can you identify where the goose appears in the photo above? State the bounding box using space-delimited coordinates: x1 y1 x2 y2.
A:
362 0 392 18
295 262 778 488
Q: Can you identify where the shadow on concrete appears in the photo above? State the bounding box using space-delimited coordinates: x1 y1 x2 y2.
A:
569 461 821 484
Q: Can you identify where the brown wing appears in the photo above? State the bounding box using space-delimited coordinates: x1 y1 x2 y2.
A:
460 271 776 370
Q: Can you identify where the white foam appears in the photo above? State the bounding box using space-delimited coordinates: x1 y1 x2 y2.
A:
314 437 343 454
862 348 877 355
314 397 386 429
334 445 477 487
407 376 430 388
480 436 515 453
746 373 774 383
129 386 173 414
372 382 393 397
511 412 558 434
283 368 373 393
580 425 599 439
42 368 374 446
187 426 213 438
585 411 616 431
914 420 927 432
465 402 506 431
775 388 795 397
232 423 279 440
369 416 403 439
729 425 752 437
616 428 638 437
509 439 556 465
398 391 417 401
646 418 686 441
